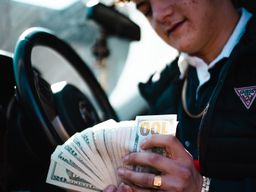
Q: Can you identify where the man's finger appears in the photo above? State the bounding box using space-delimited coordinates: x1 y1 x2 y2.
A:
118 168 167 191
123 152 179 174
140 134 192 160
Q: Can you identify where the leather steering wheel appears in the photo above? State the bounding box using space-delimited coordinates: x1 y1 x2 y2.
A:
13 27 118 151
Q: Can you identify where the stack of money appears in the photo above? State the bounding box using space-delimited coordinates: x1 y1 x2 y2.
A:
46 114 178 191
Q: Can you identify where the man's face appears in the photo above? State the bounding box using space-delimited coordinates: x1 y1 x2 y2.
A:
133 0 228 56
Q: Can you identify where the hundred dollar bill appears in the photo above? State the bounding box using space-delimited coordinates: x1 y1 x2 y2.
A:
93 127 118 186
129 114 178 173
70 134 106 183
77 124 118 188
51 146 103 189
47 115 178 191
46 160 100 192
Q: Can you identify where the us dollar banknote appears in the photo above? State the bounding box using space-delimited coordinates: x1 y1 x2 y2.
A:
129 114 178 173
46 114 178 191
47 160 100 192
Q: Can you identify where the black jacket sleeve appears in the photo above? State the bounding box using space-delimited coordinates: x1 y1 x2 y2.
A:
210 177 256 191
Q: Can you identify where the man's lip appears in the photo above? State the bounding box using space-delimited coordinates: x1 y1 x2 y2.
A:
167 20 186 35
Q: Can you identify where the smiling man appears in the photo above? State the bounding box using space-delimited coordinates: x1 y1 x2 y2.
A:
104 0 256 191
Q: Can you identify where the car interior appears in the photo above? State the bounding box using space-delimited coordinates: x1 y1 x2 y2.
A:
0 0 177 191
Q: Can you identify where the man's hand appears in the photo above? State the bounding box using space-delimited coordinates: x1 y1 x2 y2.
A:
117 135 203 192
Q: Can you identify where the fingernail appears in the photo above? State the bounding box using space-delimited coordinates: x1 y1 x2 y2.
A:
122 155 129 163
117 168 125 177
140 137 149 149
119 183 125 187
104 185 116 192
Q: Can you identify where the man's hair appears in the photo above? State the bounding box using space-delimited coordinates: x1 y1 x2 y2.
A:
117 0 255 13
232 0 241 8
118 0 240 6
231 0 256 12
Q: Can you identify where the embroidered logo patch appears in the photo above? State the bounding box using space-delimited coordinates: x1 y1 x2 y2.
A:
234 86 256 109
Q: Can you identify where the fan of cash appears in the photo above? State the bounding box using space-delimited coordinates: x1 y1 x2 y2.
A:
46 114 178 192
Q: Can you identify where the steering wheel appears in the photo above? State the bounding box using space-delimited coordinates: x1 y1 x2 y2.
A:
13 27 118 156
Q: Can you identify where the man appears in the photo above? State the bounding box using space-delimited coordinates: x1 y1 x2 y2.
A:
105 0 256 191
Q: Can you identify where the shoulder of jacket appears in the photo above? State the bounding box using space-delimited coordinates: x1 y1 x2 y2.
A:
138 57 180 102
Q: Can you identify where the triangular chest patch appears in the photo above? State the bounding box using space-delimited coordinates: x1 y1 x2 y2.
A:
234 86 256 109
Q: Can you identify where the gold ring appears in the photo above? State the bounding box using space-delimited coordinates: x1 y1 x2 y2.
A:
153 175 162 188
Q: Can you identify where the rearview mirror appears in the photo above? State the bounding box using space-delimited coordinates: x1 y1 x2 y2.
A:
86 2 141 41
